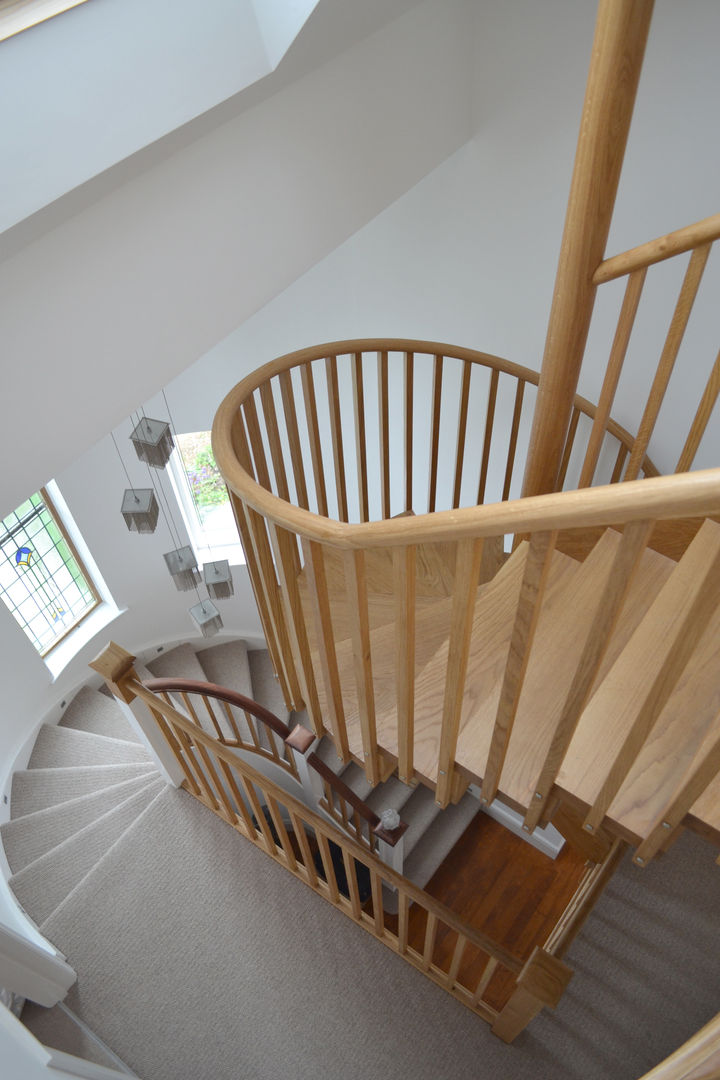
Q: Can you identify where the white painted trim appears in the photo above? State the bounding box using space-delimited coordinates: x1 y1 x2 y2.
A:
46 1047 132 1078
467 785 566 859
0 921 75 1005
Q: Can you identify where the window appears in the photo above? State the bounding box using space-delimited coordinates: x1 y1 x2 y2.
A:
168 431 244 564
0 488 99 655
0 1 91 43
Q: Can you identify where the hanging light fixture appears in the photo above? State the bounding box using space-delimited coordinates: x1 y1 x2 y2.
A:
129 417 175 469
203 559 234 599
189 598 223 638
164 545 201 591
121 489 160 533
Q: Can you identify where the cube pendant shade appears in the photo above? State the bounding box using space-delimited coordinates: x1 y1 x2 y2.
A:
129 417 175 469
164 546 201 591
203 560 234 599
121 489 160 533
189 599 223 638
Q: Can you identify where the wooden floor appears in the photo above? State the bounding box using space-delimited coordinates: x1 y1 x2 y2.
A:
403 811 587 1011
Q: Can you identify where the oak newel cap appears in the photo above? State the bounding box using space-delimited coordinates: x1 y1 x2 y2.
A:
89 641 137 683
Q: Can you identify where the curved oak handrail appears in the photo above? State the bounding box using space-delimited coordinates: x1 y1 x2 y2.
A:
142 677 404 846
211 337 685 549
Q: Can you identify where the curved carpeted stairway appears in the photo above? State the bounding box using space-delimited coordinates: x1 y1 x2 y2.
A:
2 637 484 1072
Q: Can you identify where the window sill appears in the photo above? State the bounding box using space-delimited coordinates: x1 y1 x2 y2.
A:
44 601 126 682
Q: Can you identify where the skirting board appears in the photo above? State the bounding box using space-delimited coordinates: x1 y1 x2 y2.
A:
467 785 565 859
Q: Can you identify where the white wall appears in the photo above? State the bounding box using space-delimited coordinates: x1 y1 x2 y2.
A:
0 0 473 518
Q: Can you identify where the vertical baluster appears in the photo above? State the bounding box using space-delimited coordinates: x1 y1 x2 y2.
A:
216 757 255 839
325 355 349 522
478 369 499 504
428 354 444 513
624 244 712 481
279 370 310 509
405 351 414 513
397 891 409 955
446 934 468 989
473 957 499 1004
343 548 379 785
269 524 323 736
149 704 201 796
352 352 370 522
378 349 391 519
300 363 329 516
174 726 217 808
193 739 237 824
352 810 364 844
289 809 318 887
556 405 580 490
341 848 363 920
502 380 526 501
200 695 225 741
453 360 472 509
370 869 385 936
482 530 558 807
259 381 290 501
220 701 242 744
436 538 485 807
265 794 297 871
237 775 276 856
301 538 349 759
242 395 273 491
523 520 654 832
610 444 628 483
245 711 262 751
579 268 646 487
423 912 438 971
316 831 340 903
676 346 720 472
395 545 416 784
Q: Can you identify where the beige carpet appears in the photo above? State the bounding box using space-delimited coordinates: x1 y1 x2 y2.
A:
36 786 719 1080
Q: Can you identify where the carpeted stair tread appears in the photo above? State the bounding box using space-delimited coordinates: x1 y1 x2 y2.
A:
1 773 160 874
146 642 230 737
196 640 253 698
315 734 346 772
402 794 481 890
365 774 416 818
400 785 442 859
28 725 150 770
11 763 157 817
21 1003 125 1071
10 779 165 926
340 761 374 802
59 685 140 744
248 649 290 723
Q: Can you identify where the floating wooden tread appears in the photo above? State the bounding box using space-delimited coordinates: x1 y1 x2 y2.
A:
557 519 720 842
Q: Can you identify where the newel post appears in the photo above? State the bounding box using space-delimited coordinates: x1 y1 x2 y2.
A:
491 947 573 1043
88 641 185 788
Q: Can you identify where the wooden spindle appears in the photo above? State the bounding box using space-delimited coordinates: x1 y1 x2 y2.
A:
174 727 217 808
405 351 414 513
270 524 323 736
238 776 276 855
502 380 525 501
289 809 318 887
341 849 363 920
352 352 370 522
473 957 499 1004
523 520 654 832
624 244 712 481
482 531 558 807
584 523 720 834
446 934 468 988
478 369 499 504
266 795 297 871
343 548 380 785
395 545 416 784
370 869 385 936
220 700 242 744
246 711 262 751
325 355 349 522
423 912 438 970
398 891 410 954
556 405 580 490
216 758 255 839
428 354 444 513
316 830 340 903
301 538 349 758
194 741 236 824
259 381 290 501
242 394 272 491
279 370 310 510
579 268 646 487
436 538 485 807
610 444 628 483
149 705 201 796
378 349 391 519
676 347 720 473
200 695 225 742
453 360 473 509
300 363 329 517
